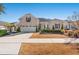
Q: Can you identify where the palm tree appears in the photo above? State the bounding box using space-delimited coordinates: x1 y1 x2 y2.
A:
0 4 5 15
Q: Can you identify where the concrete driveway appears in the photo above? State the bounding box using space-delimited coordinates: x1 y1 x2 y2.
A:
0 33 33 55
0 33 33 39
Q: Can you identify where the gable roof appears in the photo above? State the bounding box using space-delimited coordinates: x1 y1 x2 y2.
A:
52 18 63 21
19 13 73 22
38 18 52 22
19 13 38 21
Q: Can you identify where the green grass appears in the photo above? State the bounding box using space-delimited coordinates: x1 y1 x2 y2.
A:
0 30 8 36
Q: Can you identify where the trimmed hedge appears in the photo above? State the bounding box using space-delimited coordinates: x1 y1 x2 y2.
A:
41 29 64 34
0 30 7 36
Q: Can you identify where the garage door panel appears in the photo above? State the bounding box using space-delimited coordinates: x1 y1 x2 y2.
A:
20 27 36 32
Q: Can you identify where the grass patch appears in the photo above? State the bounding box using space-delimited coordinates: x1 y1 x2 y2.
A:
0 30 8 37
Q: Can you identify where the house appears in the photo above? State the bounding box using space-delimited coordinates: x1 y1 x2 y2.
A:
0 21 16 33
0 21 7 30
18 14 39 32
18 13 78 32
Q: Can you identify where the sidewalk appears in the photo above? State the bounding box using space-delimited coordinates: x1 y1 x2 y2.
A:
0 38 79 43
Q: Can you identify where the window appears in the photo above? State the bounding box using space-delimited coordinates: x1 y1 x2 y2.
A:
26 17 31 22
55 24 60 29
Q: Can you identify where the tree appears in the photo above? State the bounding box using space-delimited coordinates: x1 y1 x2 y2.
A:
52 25 54 30
66 11 79 44
4 23 15 32
0 4 5 15
17 27 21 32
44 25 46 30
76 21 79 26
67 12 79 30
72 11 79 29
61 24 64 30
39 24 41 31
67 16 71 30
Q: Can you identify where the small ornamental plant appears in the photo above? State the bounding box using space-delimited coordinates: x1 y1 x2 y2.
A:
17 27 21 32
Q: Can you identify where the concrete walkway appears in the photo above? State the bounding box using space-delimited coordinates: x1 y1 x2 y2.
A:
0 38 79 43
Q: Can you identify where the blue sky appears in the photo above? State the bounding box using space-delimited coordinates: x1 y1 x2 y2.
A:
0 3 79 22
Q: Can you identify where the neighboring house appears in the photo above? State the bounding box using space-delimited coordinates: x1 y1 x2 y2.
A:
0 21 7 30
18 13 78 32
0 21 16 32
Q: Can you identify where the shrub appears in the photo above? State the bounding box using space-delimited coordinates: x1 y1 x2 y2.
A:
61 24 64 30
68 31 74 37
61 29 64 33
17 27 21 32
0 30 7 36
41 29 64 34
52 30 64 34
73 32 79 38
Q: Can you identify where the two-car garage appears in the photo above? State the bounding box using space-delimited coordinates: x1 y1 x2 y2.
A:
19 13 39 32
20 27 36 32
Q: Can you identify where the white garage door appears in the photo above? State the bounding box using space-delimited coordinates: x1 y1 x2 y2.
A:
20 27 36 32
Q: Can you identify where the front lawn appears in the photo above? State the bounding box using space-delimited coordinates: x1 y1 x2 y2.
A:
19 43 79 55
0 30 8 37
30 33 68 38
